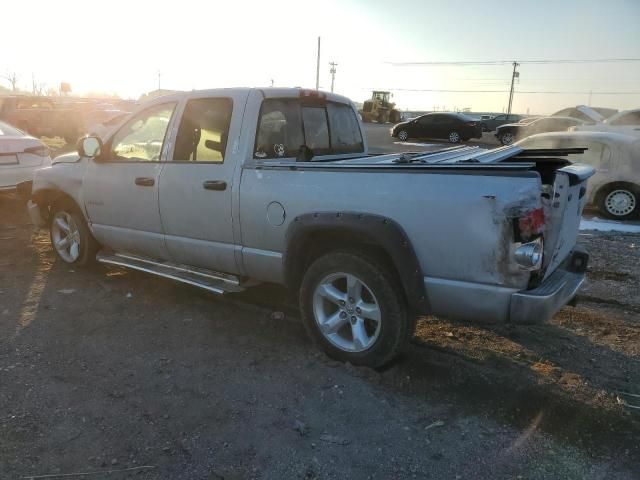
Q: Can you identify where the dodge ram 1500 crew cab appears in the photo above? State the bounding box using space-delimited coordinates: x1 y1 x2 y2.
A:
26 88 594 367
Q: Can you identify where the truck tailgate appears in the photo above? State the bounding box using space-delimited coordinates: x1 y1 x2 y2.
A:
541 164 594 280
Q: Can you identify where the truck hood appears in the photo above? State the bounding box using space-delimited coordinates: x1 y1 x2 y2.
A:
52 152 81 164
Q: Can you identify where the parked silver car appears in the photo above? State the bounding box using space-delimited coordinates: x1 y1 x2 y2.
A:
517 131 640 219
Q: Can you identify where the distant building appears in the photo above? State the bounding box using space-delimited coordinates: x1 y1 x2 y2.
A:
139 89 182 102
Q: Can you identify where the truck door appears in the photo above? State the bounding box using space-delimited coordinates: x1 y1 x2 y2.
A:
157 92 246 275
83 102 177 259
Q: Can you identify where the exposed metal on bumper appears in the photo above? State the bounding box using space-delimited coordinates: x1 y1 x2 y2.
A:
509 268 585 324
27 200 47 228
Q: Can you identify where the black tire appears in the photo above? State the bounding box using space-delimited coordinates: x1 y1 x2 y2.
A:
498 132 515 146
299 251 411 368
49 200 99 266
596 183 640 220
397 129 409 142
448 131 461 143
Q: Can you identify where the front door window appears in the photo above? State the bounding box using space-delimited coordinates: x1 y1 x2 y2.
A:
109 103 176 162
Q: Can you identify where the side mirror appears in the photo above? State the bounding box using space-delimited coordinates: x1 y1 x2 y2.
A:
77 136 103 158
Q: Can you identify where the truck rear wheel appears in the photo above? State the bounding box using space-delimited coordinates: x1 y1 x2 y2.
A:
299 252 411 368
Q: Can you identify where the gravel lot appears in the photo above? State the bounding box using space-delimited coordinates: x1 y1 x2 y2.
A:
1 133 639 479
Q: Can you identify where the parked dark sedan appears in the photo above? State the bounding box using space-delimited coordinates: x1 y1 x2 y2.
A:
391 112 482 143
495 116 585 145
482 113 525 132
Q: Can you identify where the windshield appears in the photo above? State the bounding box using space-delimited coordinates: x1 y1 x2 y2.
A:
0 121 24 136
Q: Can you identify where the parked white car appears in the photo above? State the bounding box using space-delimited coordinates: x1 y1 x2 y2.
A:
0 121 51 194
552 105 617 123
570 108 640 137
517 131 640 219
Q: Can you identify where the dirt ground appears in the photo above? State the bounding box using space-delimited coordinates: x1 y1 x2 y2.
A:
1 193 639 480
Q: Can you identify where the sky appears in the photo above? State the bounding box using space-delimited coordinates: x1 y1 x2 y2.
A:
2 0 639 114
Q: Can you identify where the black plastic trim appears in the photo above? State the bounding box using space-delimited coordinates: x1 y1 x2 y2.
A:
284 212 429 313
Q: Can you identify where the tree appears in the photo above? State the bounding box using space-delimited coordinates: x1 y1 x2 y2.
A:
2 72 19 91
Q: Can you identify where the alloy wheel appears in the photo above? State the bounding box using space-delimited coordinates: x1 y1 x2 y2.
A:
312 272 382 353
51 211 81 263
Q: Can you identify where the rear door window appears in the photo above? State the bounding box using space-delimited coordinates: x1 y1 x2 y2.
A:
173 97 233 163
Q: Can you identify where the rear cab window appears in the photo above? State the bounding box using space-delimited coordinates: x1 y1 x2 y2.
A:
254 98 363 160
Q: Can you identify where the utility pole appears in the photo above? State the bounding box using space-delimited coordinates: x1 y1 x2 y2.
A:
588 90 593 106
315 37 321 90
507 61 520 116
329 61 337 92
157 71 161 91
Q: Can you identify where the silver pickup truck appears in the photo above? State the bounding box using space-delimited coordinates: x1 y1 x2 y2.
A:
26 88 594 367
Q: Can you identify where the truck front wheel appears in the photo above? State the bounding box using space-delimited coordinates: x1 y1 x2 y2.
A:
299 252 411 368
50 201 99 266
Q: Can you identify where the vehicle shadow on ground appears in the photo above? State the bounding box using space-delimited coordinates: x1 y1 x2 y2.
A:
226 279 640 465
400 313 639 464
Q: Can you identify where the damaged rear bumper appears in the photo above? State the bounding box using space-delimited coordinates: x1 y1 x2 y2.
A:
510 269 584 324
510 248 588 324
424 248 588 324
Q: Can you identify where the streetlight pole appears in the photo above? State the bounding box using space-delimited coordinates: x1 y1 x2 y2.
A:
329 61 337 93
507 61 519 115
315 37 321 90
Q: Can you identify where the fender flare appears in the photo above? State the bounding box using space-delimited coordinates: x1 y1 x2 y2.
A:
284 211 429 313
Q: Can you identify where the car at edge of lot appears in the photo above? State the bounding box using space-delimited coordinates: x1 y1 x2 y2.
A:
517 130 640 220
496 116 586 145
551 105 618 123
390 112 482 143
570 108 640 137
481 113 526 132
0 120 51 194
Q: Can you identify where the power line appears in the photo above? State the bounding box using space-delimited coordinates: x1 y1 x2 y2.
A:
388 58 640 66
359 87 640 95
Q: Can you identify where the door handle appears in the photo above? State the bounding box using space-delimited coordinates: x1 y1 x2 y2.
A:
135 177 155 187
203 180 227 191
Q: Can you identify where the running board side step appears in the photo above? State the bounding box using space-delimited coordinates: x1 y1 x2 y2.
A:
96 252 245 295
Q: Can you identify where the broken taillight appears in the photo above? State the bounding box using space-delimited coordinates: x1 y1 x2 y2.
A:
517 207 545 242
